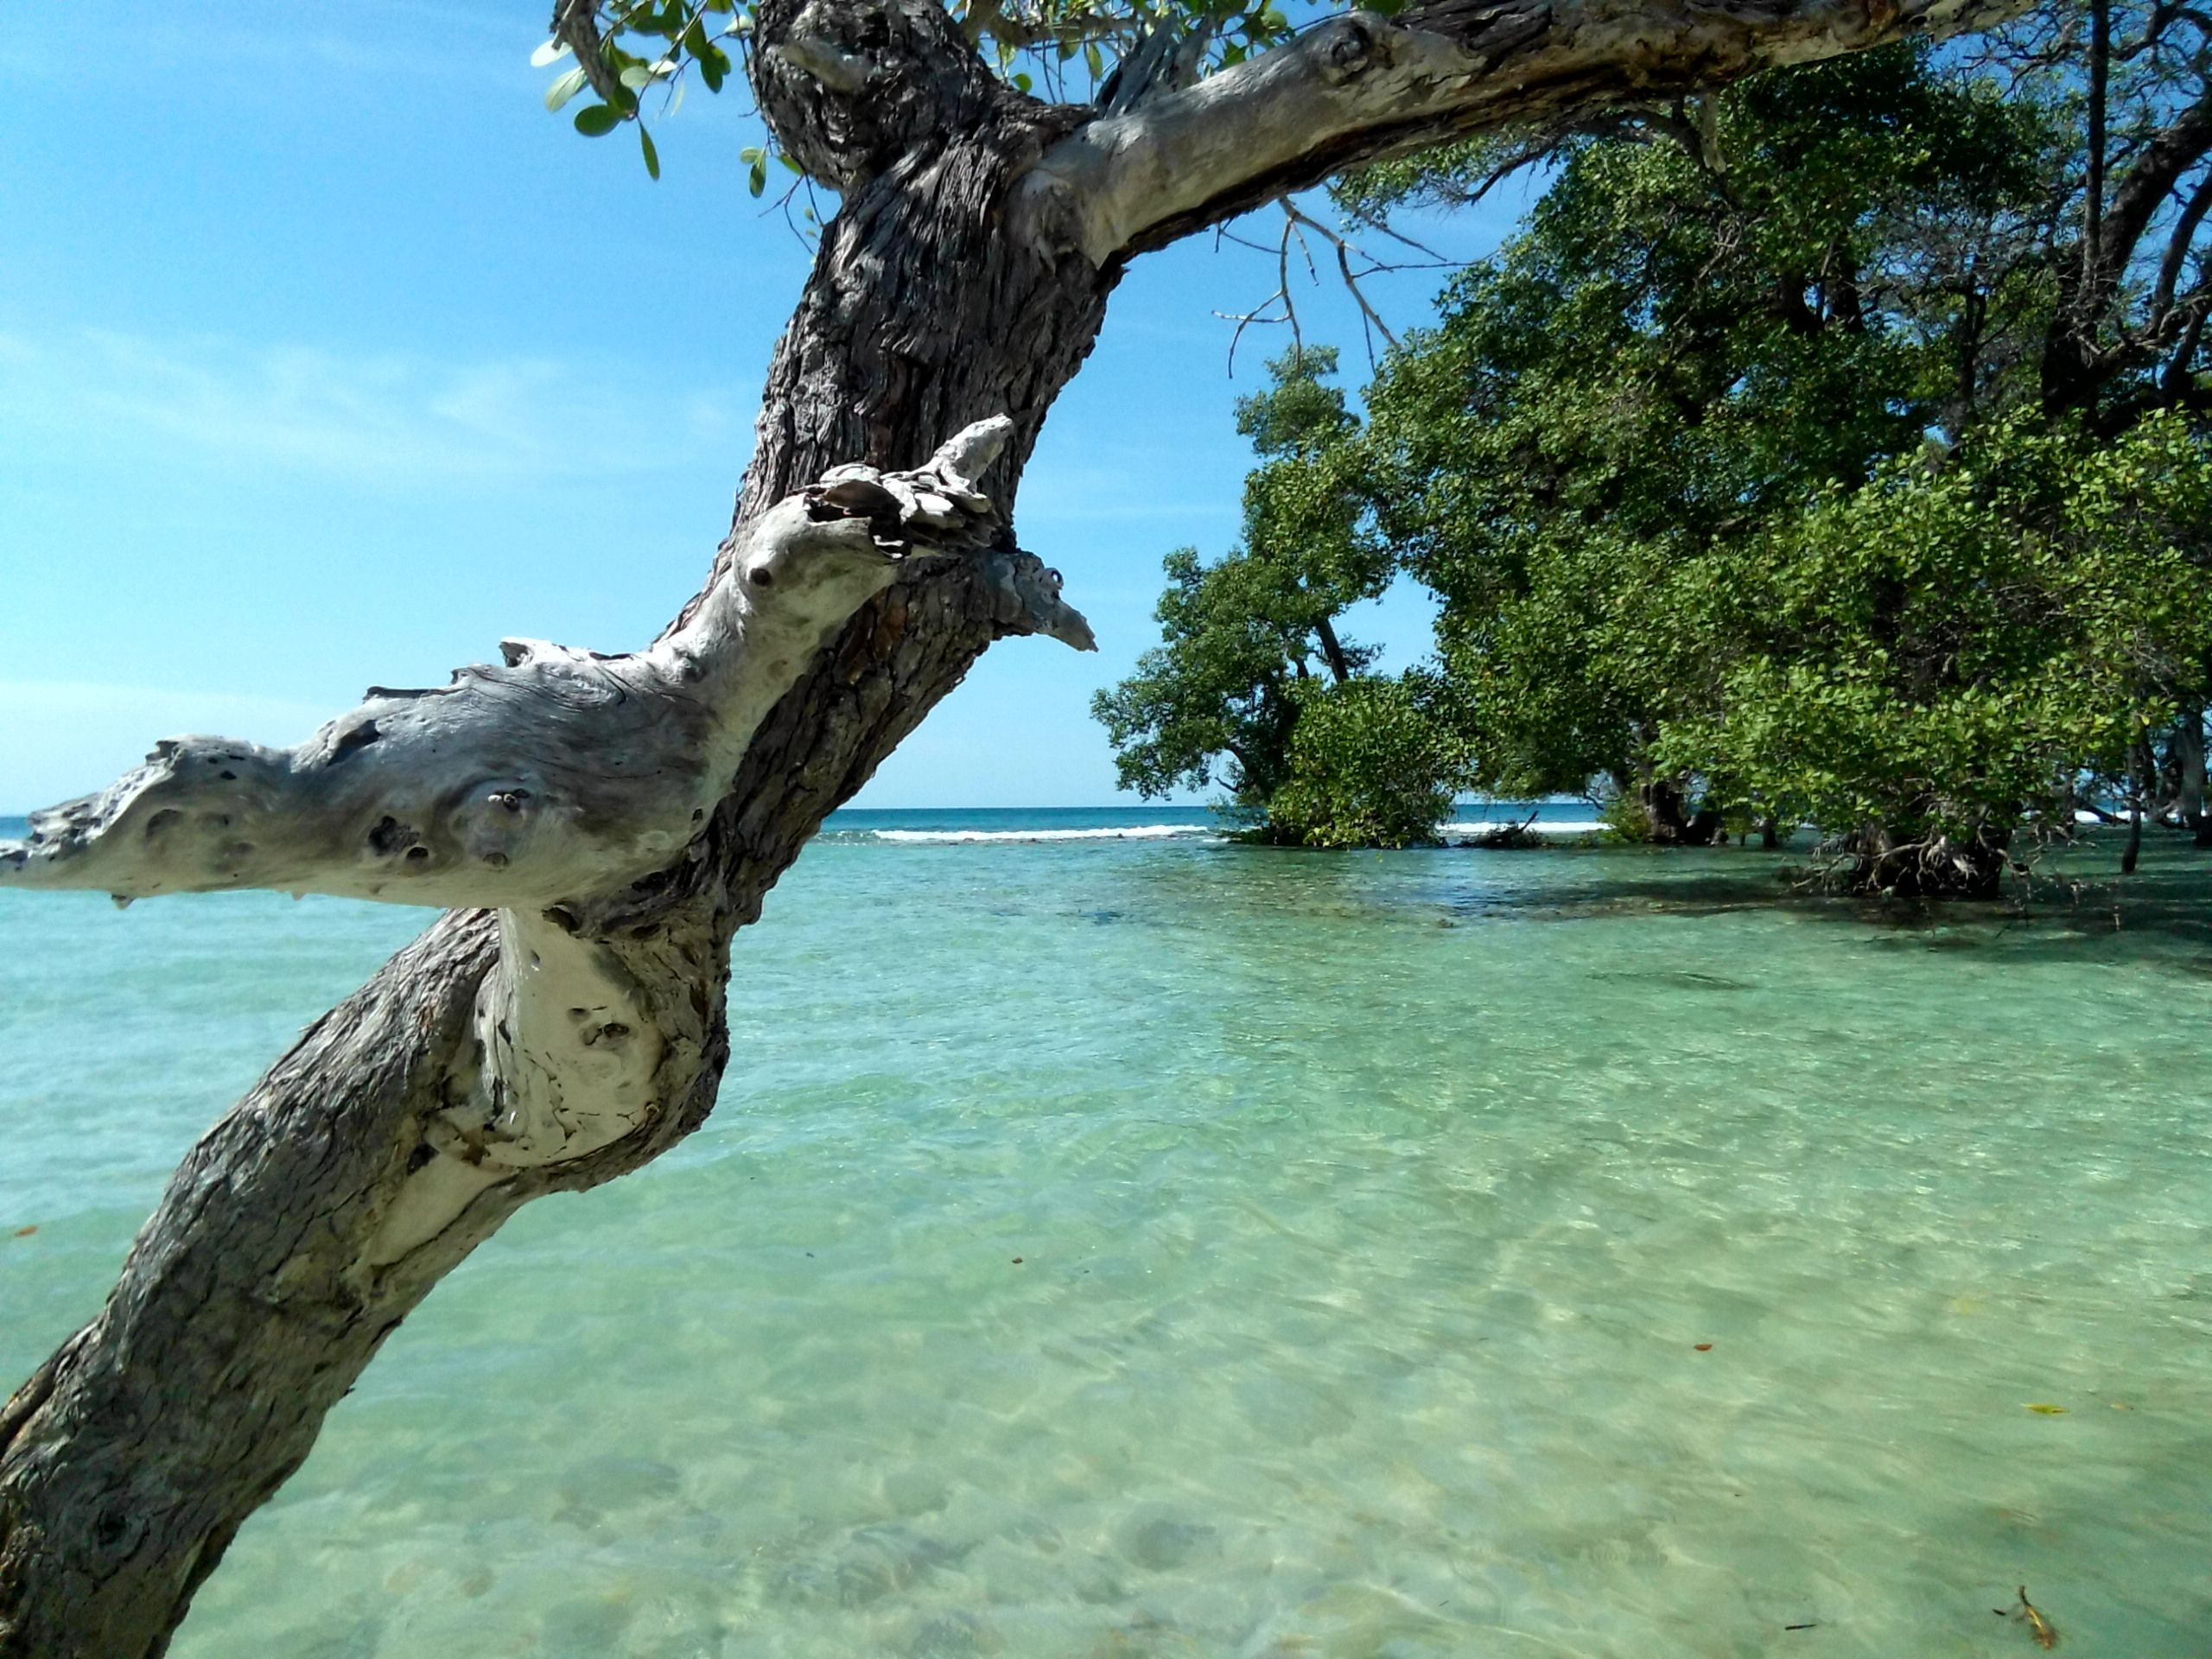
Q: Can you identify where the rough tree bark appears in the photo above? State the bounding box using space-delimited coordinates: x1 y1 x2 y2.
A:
0 0 2026 1649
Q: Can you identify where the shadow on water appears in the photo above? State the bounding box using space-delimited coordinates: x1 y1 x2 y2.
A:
1586 968 1757 991
1462 830 2212 963
1116 826 2212 973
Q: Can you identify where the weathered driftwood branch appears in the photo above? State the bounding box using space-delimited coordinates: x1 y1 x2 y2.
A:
0 413 1095 1316
0 416 1084 911
1015 0 2035 267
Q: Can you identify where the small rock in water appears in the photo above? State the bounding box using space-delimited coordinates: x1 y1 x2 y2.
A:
1123 1515 1217 1572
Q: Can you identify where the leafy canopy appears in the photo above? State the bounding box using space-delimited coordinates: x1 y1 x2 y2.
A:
1101 31 2212 882
1091 349 1464 846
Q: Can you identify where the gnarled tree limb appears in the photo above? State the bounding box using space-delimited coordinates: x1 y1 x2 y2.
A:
1016 0 2035 268
0 417 1074 910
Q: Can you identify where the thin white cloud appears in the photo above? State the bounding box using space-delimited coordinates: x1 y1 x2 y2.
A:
0 327 748 489
0 680 342 815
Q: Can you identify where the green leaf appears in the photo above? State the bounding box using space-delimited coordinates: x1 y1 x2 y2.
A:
574 103 624 137
1084 40 1103 79
530 38 570 67
748 156 768 196
639 124 661 179
699 44 728 92
1012 70 1033 92
544 66 589 111
778 150 803 174
620 65 654 90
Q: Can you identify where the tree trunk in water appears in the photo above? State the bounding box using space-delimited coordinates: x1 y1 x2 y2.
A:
1828 822 2012 899
0 0 2033 1645
2120 734 2145 874
2175 707 2210 848
1640 779 1724 847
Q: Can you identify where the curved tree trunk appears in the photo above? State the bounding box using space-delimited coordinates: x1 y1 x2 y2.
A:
0 0 2025 1648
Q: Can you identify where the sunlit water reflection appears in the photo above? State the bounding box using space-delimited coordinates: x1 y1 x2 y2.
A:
3 813 2208 1656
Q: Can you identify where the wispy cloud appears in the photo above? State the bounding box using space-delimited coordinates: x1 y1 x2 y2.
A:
0 327 749 489
0 680 344 815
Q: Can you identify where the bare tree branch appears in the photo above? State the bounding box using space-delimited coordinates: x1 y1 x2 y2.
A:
0 421 1084 911
1014 0 2037 268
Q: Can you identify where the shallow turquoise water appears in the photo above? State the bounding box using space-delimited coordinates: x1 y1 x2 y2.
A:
3 816 2209 1656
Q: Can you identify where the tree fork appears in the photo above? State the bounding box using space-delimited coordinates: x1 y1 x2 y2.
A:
1 0 2028 1647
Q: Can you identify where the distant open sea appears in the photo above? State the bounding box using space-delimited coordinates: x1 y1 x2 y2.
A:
3 804 2209 1655
813 800 1602 844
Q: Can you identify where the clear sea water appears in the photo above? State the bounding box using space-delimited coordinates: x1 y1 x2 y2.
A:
3 806 2209 1657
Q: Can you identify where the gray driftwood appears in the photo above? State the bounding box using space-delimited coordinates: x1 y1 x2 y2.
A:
0 0 2024 1650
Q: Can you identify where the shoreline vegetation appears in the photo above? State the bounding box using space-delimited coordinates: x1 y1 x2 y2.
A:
1097 37 2212 898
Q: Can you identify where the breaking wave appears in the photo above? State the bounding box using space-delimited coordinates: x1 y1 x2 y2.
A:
836 823 1221 845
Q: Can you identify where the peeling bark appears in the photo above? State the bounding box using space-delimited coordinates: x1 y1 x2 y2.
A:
1 428 1042 912
1 0 2026 1649
1017 0 2030 267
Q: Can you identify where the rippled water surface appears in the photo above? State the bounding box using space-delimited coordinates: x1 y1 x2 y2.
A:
3 810 2209 1656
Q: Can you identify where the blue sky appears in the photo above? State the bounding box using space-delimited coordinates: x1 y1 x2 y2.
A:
0 2 1534 811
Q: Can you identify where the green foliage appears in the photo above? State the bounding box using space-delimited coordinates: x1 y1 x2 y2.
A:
1090 543 1310 806
1108 33 2212 887
1267 675 1463 849
1332 131 1555 224
955 0 1293 98
1094 351 1463 846
532 1 746 173
1655 415 2212 864
1355 45 2098 861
